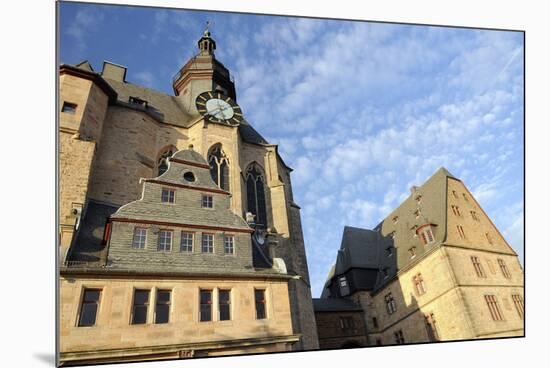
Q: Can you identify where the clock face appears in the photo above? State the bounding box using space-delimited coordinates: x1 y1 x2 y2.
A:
196 91 243 125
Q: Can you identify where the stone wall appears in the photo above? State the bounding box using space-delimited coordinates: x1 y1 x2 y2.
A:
314 311 368 349
59 275 296 362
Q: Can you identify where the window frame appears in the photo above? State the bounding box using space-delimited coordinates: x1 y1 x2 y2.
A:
484 294 504 321
223 235 235 255
385 292 397 315
161 188 176 204
218 289 232 321
511 294 524 318
61 101 78 114
132 227 147 249
77 288 102 327
154 289 171 324
201 194 214 208
157 229 173 252
201 233 214 253
413 273 426 296
131 289 150 325
199 289 213 322
471 256 486 278
180 231 194 253
497 259 512 278
254 288 267 320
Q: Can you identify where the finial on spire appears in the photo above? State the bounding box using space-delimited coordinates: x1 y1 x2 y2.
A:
198 21 216 56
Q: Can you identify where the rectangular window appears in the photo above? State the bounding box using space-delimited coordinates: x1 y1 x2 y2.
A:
382 267 389 278
157 230 173 251
414 209 420 218
451 205 461 216
155 290 171 324
132 227 147 249
386 246 393 257
392 216 398 224
340 316 355 333
372 317 379 329
78 289 101 327
511 294 524 318
201 195 213 208
462 193 469 202
161 188 175 203
199 289 212 322
457 225 466 239
471 256 486 277
470 211 479 221
409 246 417 258
62 101 77 114
180 232 193 252
385 293 397 314
452 190 458 199
485 295 504 321
425 228 434 243
425 313 440 341
224 235 235 255
498 259 512 278
219 289 231 321
255 289 267 319
394 330 405 344
201 233 214 253
131 289 150 324
486 232 494 245
413 273 426 295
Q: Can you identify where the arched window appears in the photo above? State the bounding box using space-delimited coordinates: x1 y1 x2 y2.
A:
208 144 230 191
246 164 267 228
156 146 176 176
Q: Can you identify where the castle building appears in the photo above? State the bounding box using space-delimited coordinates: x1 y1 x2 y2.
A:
314 168 524 348
58 29 319 365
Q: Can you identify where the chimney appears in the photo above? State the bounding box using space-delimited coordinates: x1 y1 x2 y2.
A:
101 61 127 82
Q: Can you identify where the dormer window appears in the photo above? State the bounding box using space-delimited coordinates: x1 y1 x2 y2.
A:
129 96 148 108
392 216 399 224
339 276 350 296
417 224 435 245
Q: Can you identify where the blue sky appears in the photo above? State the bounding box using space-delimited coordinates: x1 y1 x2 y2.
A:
59 2 524 297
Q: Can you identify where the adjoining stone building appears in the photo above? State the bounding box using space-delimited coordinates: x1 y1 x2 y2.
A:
58 29 319 365
314 167 524 348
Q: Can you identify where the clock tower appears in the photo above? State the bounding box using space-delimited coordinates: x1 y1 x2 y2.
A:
172 29 237 116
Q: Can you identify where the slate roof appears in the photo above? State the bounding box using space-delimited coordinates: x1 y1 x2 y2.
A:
322 167 455 295
69 61 270 146
312 298 363 312
103 77 193 127
172 149 209 164
66 200 120 265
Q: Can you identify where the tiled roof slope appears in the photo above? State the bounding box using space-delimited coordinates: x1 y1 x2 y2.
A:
112 150 250 230
323 167 454 295
69 61 270 145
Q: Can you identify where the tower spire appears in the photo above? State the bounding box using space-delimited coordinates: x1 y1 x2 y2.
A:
198 21 216 56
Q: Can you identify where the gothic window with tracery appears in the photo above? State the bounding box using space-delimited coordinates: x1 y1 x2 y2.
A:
157 147 175 176
246 164 267 228
208 144 230 191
